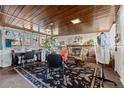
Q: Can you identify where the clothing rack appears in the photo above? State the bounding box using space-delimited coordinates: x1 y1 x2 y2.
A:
95 47 117 87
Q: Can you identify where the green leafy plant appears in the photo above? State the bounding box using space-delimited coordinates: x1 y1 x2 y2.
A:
87 39 96 45
43 36 56 51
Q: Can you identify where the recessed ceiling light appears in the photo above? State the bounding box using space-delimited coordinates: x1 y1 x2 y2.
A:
71 18 81 24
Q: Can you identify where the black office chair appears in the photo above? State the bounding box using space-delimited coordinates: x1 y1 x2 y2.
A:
23 51 34 67
46 54 64 81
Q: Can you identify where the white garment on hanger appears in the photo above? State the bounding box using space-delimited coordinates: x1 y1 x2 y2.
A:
96 32 110 64
96 45 110 64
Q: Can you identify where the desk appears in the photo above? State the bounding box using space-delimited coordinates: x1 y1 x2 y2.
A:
12 50 42 66
12 52 26 66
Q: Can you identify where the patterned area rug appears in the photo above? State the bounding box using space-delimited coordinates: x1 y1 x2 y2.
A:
14 62 100 88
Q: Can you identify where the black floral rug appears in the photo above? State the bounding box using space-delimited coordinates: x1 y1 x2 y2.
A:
14 62 100 88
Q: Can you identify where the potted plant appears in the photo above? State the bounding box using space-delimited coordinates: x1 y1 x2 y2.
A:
87 39 96 45
43 36 56 52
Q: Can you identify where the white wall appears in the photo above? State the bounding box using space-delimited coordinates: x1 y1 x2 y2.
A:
119 6 124 86
0 27 12 67
114 5 124 86
109 24 116 47
56 33 99 46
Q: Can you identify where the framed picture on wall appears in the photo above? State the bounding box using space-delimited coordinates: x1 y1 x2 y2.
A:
5 39 12 48
0 30 2 50
116 9 121 44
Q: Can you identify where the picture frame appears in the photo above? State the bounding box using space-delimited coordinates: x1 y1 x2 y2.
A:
0 30 2 50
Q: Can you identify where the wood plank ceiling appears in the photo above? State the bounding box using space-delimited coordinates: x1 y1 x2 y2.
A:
0 5 119 35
